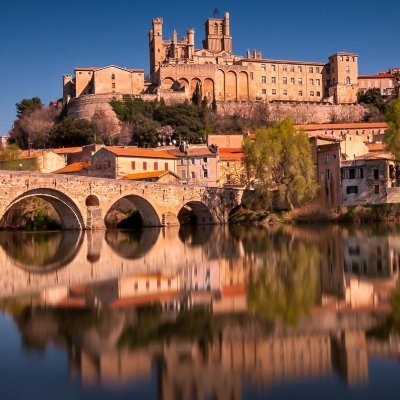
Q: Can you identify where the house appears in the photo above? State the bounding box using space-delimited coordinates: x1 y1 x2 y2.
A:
341 152 400 206
217 148 246 187
89 146 177 179
157 144 218 186
296 122 388 144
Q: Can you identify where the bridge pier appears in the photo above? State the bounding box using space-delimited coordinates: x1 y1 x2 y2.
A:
86 206 106 230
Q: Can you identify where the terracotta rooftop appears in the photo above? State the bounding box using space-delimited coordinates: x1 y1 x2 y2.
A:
218 148 243 153
358 73 394 79
121 170 180 180
52 162 89 174
53 147 82 154
295 122 388 131
104 146 177 159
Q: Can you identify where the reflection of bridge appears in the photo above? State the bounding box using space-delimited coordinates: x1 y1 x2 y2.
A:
0 171 245 229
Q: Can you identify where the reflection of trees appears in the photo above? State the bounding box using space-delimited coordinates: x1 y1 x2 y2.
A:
246 230 320 326
105 228 160 259
0 231 83 272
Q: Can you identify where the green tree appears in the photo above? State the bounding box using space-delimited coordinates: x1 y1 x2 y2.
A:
0 144 21 163
15 97 43 117
243 118 317 209
48 117 99 147
383 98 400 159
357 88 387 114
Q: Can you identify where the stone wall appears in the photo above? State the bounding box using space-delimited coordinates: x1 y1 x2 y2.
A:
68 93 368 126
215 101 368 124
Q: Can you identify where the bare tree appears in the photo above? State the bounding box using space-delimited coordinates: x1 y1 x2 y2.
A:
91 109 120 145
18 106 58 148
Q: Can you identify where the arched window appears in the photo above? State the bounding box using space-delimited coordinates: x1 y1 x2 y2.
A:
346 76 351 85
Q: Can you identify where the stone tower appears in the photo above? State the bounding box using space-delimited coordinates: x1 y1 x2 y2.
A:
202 12 232 53
149 17 164 81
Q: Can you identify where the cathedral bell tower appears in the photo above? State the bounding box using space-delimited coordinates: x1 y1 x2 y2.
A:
202 12 232 53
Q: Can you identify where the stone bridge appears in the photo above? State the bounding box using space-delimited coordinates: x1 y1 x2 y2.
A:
0 171 246 229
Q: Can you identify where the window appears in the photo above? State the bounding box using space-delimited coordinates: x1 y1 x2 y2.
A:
111 73 115 79
131 161 135 170
250 72 254 79
191 171 196 179
191 159 196 165
373 169 379 179
325 154 330 163
143 161 147 170
271 89 276 95
346 76 351 84
346 186 358 194
112 82 115 88
374 184 380 194
204 169 208 178
271 64 276 72
346 56 349 61
290 66 295 72
154 162 158 170
316 91 321 96
271 77 276 84
290 77 295 84
309 67 313 73
283 65 287 71
262 89 267 95
316 67 320 73
283 77 287 84
261 76 266 83
203 157 207 163
299 90 303 96
342 168 364 179
316 79 321 86
298 66 302 72
261 64 266 70
181 170 186 178
310 91 314 96
164 162 168 171
326 169 331 179
180 158 186 165
345 65 350 72
298 78 303 85
283 89 288 96
310 78 314 85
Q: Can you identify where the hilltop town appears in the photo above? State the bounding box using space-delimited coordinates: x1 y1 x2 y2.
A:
1 11 400 220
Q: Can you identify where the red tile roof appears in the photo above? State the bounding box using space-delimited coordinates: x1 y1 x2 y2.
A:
295 122 388 131
52 162 89 174
121 170 180 180
53 147 82 154
104 146 177 159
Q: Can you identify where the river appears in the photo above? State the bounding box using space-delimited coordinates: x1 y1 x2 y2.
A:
1 224 400 399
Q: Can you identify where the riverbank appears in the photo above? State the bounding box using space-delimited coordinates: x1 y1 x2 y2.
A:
230 203 400 225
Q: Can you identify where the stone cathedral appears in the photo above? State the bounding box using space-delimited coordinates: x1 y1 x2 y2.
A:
63 12 359 114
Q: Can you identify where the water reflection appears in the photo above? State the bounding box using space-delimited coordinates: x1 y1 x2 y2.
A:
0 230 83 273
1 224 400 398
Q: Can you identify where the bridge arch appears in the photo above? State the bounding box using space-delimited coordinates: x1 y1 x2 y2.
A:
1 188 85 230
104 194 161 228
177 201 215 225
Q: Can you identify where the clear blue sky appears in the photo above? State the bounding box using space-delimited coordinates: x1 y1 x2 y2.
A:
1 0 399 134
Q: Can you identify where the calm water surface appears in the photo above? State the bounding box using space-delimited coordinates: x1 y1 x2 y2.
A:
1 224 400 399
